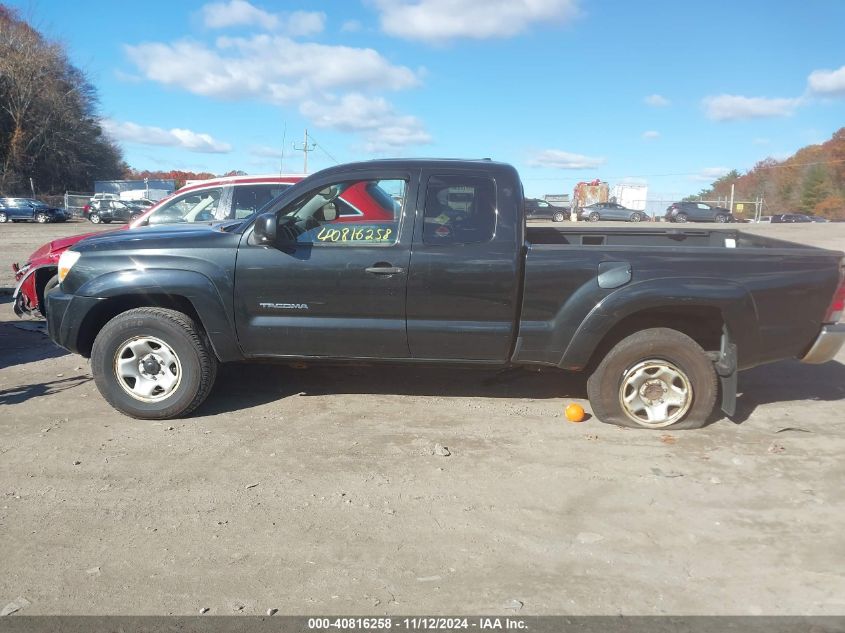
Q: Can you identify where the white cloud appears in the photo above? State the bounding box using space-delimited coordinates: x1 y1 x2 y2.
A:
201 0 325 36
642 130 660 140
102 120 233 153
301 94 432 152
126 26 429 151
807 64 845 97
126 36 420 104
702 94 800 121
341 19 363 33
644 94 670 107
691 166 731 182
528 149 606 170
375 0 579 43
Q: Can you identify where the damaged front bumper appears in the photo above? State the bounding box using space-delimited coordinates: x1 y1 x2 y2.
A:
801 323 845 364
11 264 40 318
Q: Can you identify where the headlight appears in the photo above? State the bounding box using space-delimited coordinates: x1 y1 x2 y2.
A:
57 250 81 282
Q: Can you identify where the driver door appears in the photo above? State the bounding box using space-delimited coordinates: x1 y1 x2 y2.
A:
234 171 416 359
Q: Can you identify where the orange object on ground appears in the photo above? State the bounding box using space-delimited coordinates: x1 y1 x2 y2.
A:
565 403 586 423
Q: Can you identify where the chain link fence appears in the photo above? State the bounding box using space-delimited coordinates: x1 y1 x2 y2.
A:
63 191 94 218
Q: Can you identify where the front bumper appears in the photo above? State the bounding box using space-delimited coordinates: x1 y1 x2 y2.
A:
801 323 845 364
46 290 105 356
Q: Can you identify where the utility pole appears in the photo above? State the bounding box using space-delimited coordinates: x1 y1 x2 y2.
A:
292 129 316 174
729 183 735 214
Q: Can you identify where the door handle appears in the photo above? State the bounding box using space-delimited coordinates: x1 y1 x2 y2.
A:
365 265 404 275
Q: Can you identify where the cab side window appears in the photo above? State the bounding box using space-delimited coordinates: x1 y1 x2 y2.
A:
146 188 223 225
274 179 405 246
423 175 496 245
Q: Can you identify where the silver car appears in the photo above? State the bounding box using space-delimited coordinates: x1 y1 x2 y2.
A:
579 202 647 222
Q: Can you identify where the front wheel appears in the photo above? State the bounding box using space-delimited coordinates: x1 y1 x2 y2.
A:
588 212 600 222
91 308 218 419
35 212 50 223
715 214 728 223
586 328 718 430
629 213 643 222
552 211 565 223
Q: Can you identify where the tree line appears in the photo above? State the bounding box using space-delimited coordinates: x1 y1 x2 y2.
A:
689 128 845 220
0 5 124 195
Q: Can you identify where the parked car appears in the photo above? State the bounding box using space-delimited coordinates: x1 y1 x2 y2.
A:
85 199 147 224
775 213 816 223
12 173 394 318
42 159 845 431
525 198 568 222
665 201 733 223
579 202 648 222
0 198 68 224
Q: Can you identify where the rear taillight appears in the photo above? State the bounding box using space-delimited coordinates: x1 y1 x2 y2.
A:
823 263 845 323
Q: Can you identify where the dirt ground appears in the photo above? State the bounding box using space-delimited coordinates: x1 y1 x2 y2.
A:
1 218 844 616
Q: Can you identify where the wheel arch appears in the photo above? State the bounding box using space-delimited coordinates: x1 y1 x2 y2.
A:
72 269 243 362
559 278 759 371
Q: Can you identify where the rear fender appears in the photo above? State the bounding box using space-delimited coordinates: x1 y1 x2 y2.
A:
559 277 759 370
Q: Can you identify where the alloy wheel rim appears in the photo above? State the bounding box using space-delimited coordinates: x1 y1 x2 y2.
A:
618 359 693 428
114 336 182 403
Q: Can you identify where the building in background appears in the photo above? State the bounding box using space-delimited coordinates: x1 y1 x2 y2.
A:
94 179 175 202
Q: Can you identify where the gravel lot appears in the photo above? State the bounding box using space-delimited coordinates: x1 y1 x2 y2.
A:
1 218 844 616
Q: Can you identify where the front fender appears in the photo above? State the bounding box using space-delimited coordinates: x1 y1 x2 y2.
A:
559 277 759 370
74 268 242 362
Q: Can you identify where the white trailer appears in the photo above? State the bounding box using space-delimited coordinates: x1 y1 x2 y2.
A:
610 184 648 211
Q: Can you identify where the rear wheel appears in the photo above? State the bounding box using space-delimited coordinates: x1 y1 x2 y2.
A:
91 308 218 419
588 212 600 222
675 212 688 223
0 211 7 223
552 211 565 223
586 328 718 430
89 213 101 224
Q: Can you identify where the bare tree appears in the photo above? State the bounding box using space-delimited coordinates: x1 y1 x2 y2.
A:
0 6 123 195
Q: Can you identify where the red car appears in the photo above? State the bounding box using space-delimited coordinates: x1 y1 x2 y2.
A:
12 175 401 317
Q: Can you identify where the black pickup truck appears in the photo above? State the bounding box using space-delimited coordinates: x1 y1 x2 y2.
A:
46 159 845 429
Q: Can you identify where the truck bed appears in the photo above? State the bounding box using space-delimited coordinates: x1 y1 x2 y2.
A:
525 225 824 250
517 226 843 370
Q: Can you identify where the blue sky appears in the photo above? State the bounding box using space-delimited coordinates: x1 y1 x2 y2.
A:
10 0 845 198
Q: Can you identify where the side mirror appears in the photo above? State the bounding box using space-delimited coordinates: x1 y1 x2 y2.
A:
253 212 278 245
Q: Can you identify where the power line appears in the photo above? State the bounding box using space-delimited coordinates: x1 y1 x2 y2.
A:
305 131 340 165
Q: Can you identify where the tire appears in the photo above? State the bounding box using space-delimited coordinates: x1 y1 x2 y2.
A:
675 212 688 223
586 328 718 430
629 213 642 222
91 307 218 419
39 274 60 317
129 213 143 224
0 212 7 223
552 211 565 223
35 212 50 223
588 212 600 222
89 213 101 224
715 214 728 223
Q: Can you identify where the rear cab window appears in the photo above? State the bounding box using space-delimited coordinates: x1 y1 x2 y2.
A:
423 175 496 245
